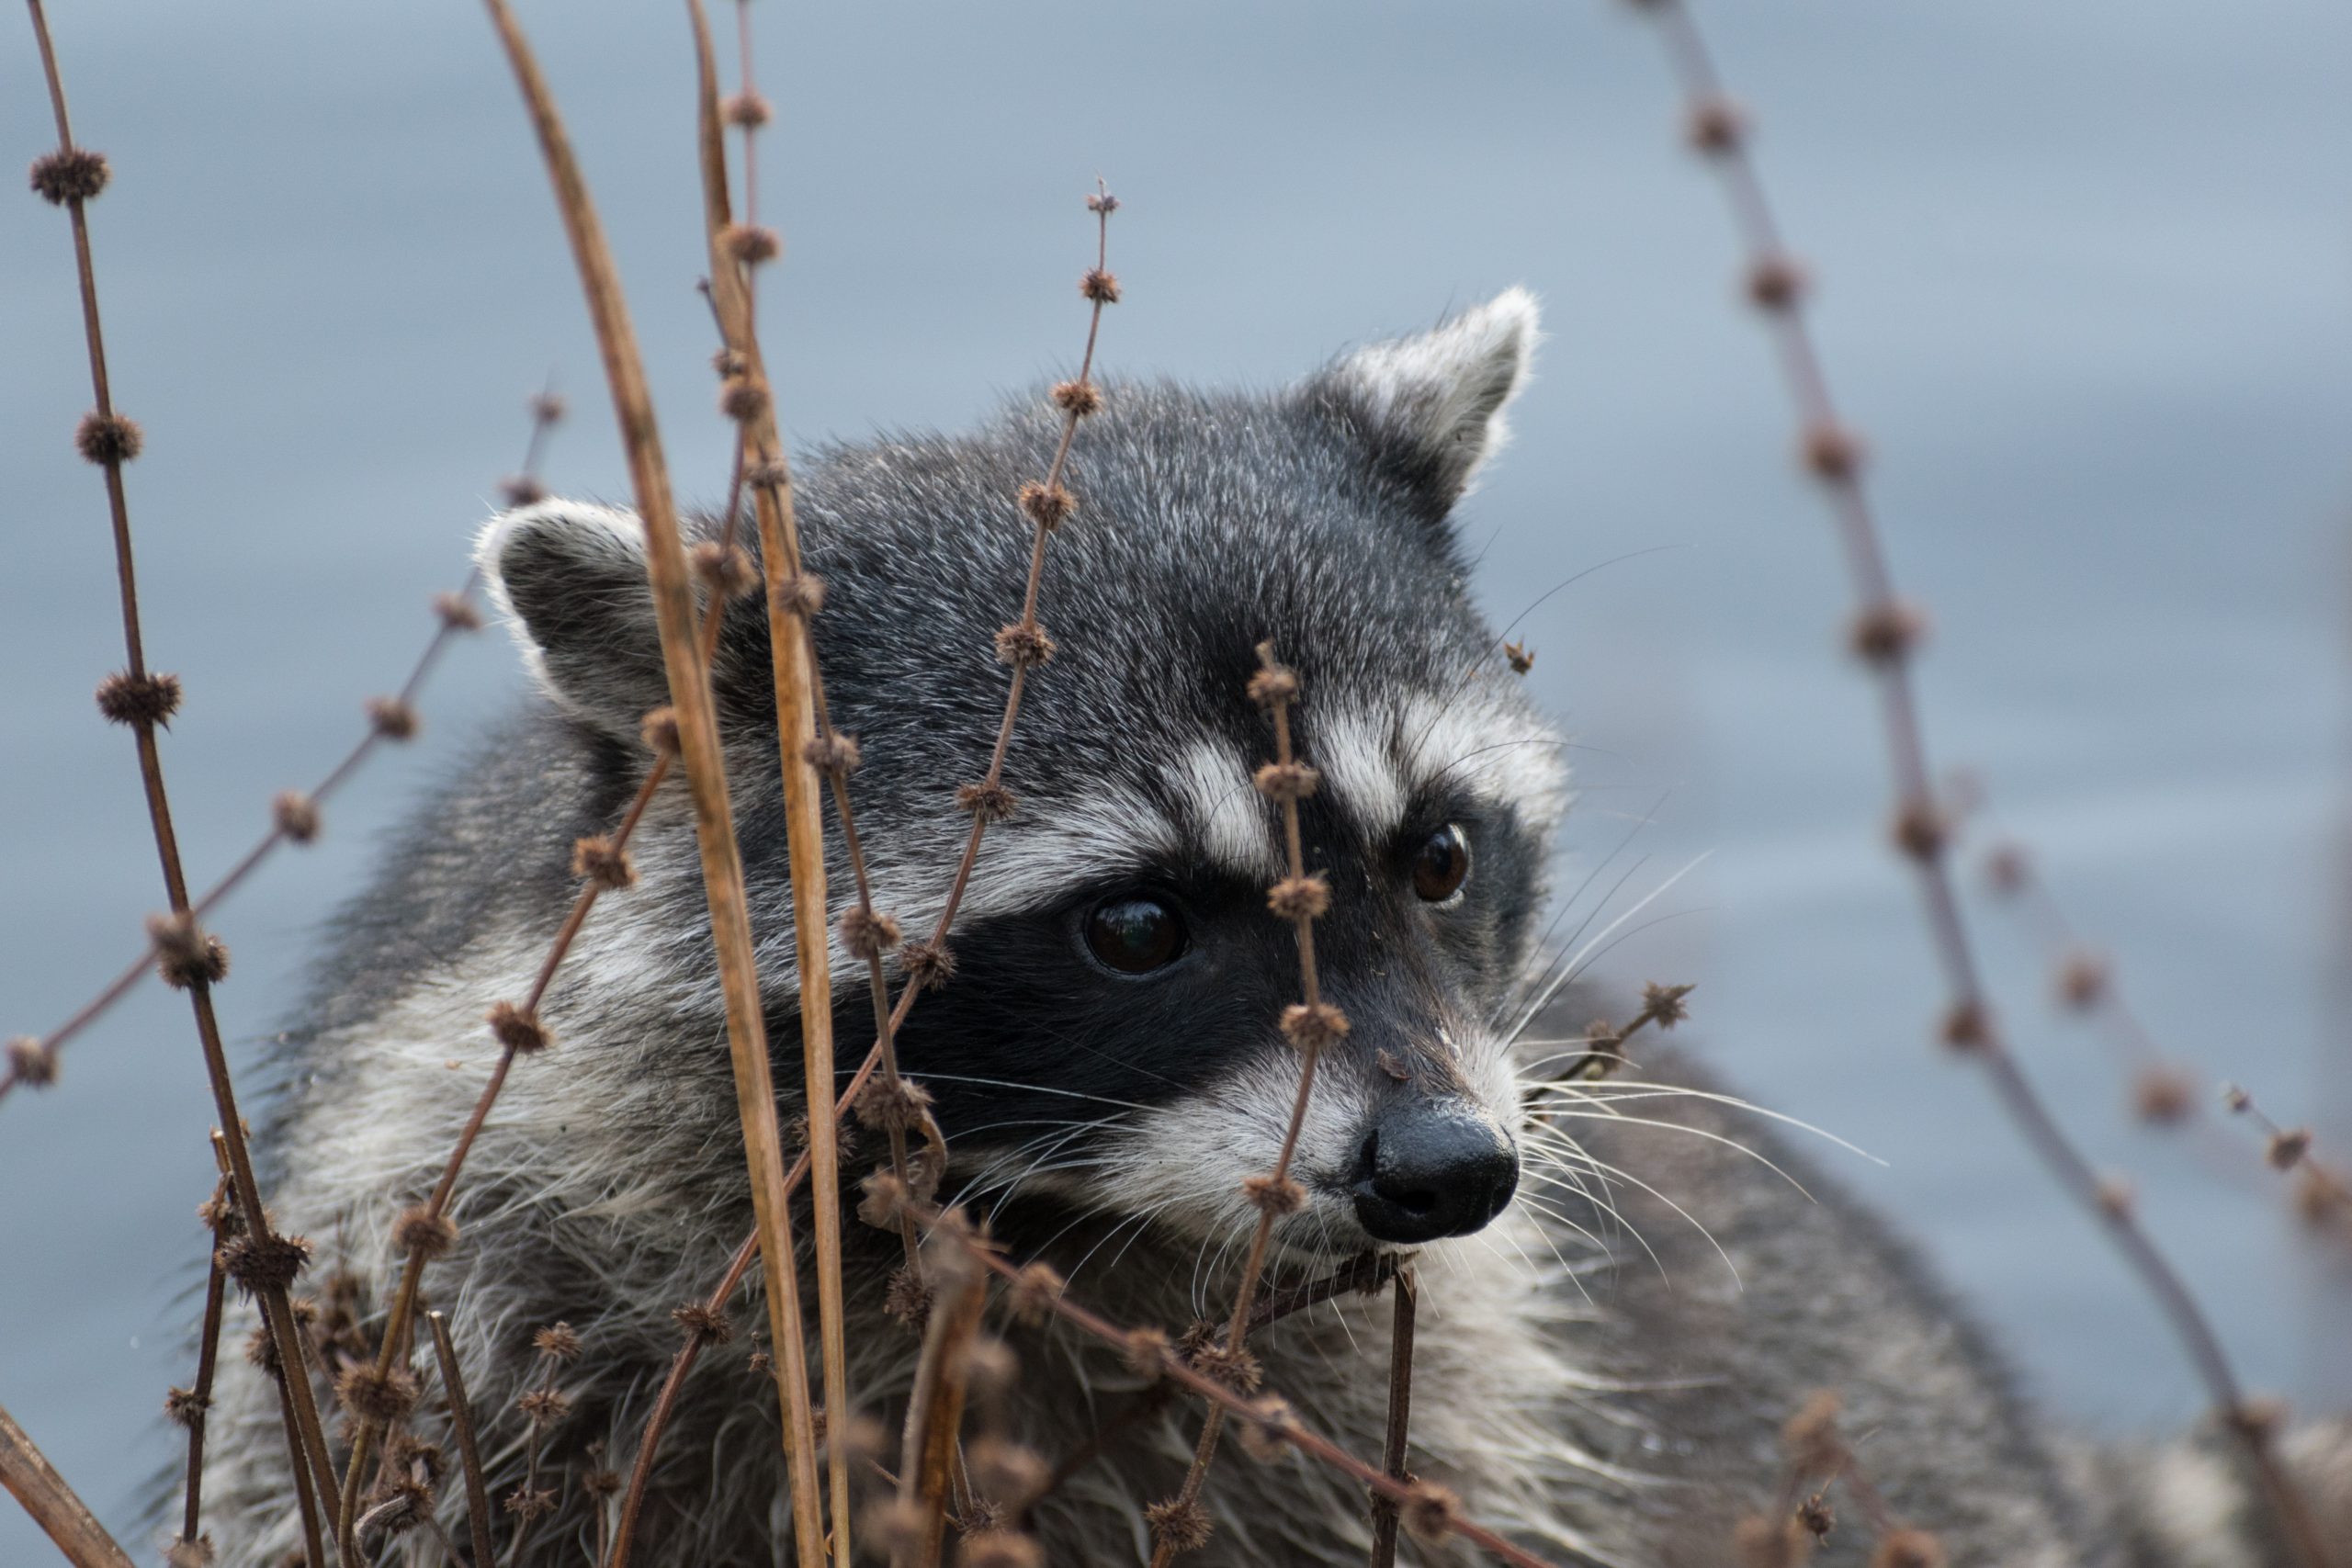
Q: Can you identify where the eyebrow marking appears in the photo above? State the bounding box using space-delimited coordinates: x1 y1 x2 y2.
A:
1309 705 1408 842
1171 738 1282 880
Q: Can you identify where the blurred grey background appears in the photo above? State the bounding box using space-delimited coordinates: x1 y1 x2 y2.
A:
4 0 2347 1551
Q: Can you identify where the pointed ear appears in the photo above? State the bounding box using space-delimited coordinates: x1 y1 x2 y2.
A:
1310 287 1541 525
477 500 671 742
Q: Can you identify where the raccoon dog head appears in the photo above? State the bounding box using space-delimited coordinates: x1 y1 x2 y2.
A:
480 288 1565 1263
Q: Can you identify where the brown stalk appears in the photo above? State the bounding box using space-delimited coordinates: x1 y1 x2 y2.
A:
684 6 857 1558
1624 5 2335 1563
20 0 343 1527
892 1252 989 1567
1365 1268 1417 1568
476 6 828 1568
605 181 1122 1562
1 396 561 1105
1149 642 1341 1567
0 1400 134 1568
169 1133 236 1565
427 1311 498 1568
333 750 671 1552
919 1204 1563 1568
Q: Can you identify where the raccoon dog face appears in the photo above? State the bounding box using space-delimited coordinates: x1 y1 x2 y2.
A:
480 289 1564 1264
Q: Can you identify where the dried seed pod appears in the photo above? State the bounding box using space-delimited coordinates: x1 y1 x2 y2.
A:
691 539 758 601
334 1363 420 1425
366 696 420 741
147 912 230 989
272 791 322 844
640 705 682 756
30 147 110 204
6 1036 57 1088
531 1322 582 1361
993 620 1057 669
391 1204 458 1260
1079 268 1123 305
74 410 142 464
804 731 862 773
96 670 182 728
854 1073 933 1133
1279 1002 1350 1051
883 1265 934 1329
899 938 957 991
1007 1261 1064 1325
1241 1172 1306 1215
1400 1482 1461 1545
1253 761 1319 803
1143 1497 1211 1553
486 1002 552 1054
722 223 782 265
1685 95 1746 154
957 781 1018 823
571 834 637 890
840 905 904 960
672 1302 735 1344
1050 378 1102 417
1800 421 1865 482
1016 481 1074 531
1265 875 1330 922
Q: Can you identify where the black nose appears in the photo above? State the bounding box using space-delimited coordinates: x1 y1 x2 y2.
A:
1350 1105 1519 1245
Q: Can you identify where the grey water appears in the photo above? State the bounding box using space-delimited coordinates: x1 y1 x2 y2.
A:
4 0 2347 1552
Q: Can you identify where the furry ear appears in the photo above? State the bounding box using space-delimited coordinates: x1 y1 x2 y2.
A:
1313 287 1541 525
477 500 671 741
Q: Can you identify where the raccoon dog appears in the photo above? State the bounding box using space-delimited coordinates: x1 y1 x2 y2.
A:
197 291 2345 1565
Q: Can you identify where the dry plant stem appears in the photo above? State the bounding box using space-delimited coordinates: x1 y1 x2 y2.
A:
5 386 561 1100
611 181 1119 1568
925 1212 1563 1568
1365 1268 1418 1568
21 0 343 1526
1632 6 2335 1564
334 753 670 1551
893 1260 989 1568
683 11 857 1562
0 1400 135 1568
607 1231 759 1568
174 1136 236 1561
478 8 826 1568
1151 646 1334 1567
427 1311 498 1568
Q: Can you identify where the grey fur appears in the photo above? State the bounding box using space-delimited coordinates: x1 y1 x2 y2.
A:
194 294 2341 1567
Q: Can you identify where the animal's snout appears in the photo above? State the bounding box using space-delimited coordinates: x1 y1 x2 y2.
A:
1349 1102 1519 1244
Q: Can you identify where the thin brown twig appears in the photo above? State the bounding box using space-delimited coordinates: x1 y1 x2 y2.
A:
427 1311 498 1568
0 396 560 1106
475 7 826 1568
605 177 1121 1567
334 749 671 1550
917 1202 1562 1568
20 0 343 1529
0 1400 135 1568
1624 5 2336 1564
891 1250 989 1567
1365 1268 1417 1568
1147 642 1344 1566
168 1133 236 1565
684 7 856 1558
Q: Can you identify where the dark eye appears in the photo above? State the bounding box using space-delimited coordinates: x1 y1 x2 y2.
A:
1084 895 1189 976
1411 824 1471 904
